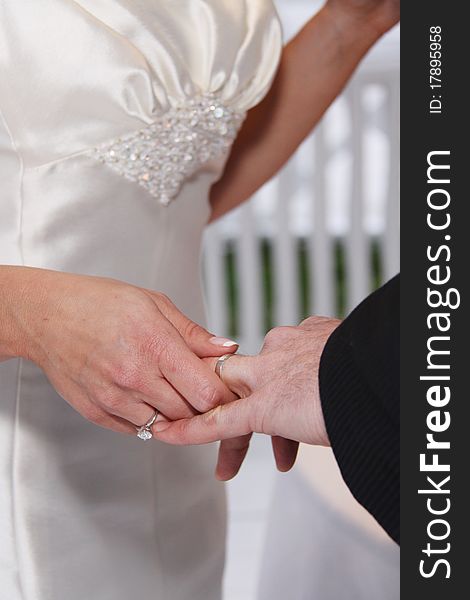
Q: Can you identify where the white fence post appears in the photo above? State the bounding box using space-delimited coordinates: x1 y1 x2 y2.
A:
204 70 399 351
273 159 301 326
203 224 229 337
235 203 265 354
345 83 370 314
309 121 335 317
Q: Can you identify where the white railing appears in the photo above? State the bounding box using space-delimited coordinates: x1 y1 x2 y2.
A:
203 68 399 355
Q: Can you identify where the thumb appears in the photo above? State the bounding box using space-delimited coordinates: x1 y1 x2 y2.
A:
152 396 256 445
148 290 239 357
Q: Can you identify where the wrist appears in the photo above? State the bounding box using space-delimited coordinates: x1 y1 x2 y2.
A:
0 266 49 361
312 324 342 447
312 384 331 447
301 317 342 447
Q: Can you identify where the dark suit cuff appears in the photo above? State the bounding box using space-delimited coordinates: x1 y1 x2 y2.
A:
319 283 400 544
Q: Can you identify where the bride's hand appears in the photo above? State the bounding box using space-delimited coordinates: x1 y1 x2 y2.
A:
152 317 341 474
5 267 238 433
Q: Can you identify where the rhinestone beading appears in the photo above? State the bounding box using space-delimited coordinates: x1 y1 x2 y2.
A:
137 428 153 441
92 95 246 206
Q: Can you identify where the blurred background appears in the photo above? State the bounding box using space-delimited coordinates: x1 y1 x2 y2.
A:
202 1 400 599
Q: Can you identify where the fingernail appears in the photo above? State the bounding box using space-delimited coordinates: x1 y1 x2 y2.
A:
153 421 171 433
209 336 238 348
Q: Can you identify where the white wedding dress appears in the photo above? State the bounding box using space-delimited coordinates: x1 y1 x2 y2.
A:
0 2 282 598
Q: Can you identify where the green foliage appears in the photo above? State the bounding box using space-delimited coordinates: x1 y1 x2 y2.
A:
216 236 384 338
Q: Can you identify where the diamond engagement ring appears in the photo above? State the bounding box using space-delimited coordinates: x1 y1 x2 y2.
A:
136 410 159 441
214 354 234 382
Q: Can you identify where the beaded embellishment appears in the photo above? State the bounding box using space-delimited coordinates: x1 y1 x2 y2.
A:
92 95 245 206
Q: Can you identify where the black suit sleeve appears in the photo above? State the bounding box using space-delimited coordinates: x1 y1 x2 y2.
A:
319 275 400 544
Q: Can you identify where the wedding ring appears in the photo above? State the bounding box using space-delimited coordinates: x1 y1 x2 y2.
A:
136 410 159 441
214 354 234 382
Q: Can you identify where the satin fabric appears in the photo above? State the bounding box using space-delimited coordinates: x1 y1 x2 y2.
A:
0 2 282 599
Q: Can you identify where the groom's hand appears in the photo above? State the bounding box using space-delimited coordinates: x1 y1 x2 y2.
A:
153 316 342 473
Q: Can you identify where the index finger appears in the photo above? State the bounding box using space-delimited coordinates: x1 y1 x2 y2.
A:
152 397 253 445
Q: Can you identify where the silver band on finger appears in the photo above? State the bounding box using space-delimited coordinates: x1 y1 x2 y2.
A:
136 410 159 441
214 354 234 382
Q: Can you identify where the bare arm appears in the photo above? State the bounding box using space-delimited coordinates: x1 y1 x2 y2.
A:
209 0 399 221
0 266 30 361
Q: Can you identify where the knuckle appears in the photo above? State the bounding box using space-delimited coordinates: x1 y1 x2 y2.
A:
300 315 332 331
199 384 223 411
86 383 107 407
155 292 171 306
103 393 123 412
93 389 120 412
92 412 109 427
177 418 193 440
144 331 171 366
162 417 192 444
263 326 297 348
299 316 317 328
88 382 126 414
181 318 203 342
204 406 223 429
263 327 279 345
82 405 107 426
152 292 176 315
111 362 142 390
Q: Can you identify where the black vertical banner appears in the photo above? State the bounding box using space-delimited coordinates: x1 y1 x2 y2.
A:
401 3 468 599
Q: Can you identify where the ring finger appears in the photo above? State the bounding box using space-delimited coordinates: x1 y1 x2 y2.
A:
93 389 159 429
138 379 197 420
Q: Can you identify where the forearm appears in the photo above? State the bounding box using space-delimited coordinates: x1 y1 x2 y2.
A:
0 265 44 360
209 5 385 221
